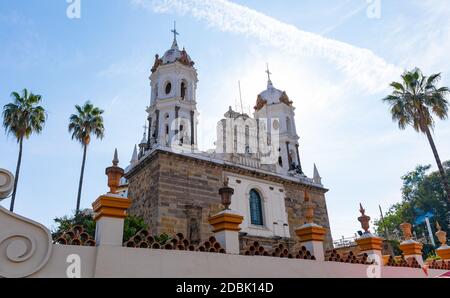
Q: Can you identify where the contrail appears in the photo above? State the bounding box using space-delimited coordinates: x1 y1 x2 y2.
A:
132 0 402 93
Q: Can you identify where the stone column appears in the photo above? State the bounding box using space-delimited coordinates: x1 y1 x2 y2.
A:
175 106 180 138
208 178 243 254
190 110 195 146
154 110 160 142
355 204 383 264
399 222 424 266
435 222 450 260
147 116 152 148
295 191 326 261
295 144 303 173
286 141 292 170
92 149 131 247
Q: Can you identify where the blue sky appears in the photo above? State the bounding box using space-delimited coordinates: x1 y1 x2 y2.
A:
1 0 450 239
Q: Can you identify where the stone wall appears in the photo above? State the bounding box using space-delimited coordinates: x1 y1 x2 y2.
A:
284 184 333 251
126 149 333 248
127 153 161 236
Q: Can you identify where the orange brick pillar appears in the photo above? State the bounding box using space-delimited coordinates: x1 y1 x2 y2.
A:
435 222 450 260
208 178 243 254
209 210 243 254
295 224 326 261
355 204 383 265
399 222 423 266
295 191 326 261
92 150 131 247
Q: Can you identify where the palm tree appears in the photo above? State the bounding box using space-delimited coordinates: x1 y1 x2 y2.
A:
2 89 46 211
68 101 104 213
383 68 450 202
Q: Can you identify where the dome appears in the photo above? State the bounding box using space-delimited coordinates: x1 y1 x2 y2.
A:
152 40 195 73
161 46 193 65
255 81 293 111
258 82 284 105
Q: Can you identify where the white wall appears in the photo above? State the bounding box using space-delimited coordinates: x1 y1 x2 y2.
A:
32 245 447 278
226 173 290 238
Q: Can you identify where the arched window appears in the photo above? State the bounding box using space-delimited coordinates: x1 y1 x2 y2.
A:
181 81 186 99
165 82 172 95
249 189 264 226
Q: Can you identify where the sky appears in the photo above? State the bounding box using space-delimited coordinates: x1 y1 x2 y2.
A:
1 0 450 240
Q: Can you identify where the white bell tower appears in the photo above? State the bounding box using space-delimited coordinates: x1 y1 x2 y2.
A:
254 65 303 175
146 23 199 150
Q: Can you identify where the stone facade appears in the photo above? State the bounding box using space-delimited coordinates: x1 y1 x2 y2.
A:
126 149 333 249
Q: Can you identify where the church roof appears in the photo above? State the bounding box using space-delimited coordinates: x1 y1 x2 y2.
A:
223 106 250 120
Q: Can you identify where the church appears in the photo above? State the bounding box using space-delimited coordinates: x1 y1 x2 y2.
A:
122 26 333 252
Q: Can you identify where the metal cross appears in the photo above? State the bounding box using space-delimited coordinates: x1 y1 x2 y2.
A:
171 21 179 41
265 63 272 82
143 123 148 136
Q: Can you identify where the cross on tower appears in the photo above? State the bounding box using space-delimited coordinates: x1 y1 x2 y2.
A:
143 123 148 137
171 21 180 42
265 63 272 82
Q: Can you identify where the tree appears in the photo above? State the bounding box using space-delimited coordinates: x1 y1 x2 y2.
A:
68 101 104 213
2 89 46 211
52 211 148 243
383 68 450 202
375 161 450 258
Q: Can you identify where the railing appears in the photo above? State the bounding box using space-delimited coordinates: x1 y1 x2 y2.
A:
231 153 261 169
333 236 357 249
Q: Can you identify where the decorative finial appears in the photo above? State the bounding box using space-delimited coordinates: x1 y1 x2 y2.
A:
130 145 138 165
113 148 119 166
400 222 413 241
265 63 273 88
313 164 322 185
359 203 365 215
357 203 371 234
303 190 314 224
219 177 234 210
435 221 447 247
106 149 124 194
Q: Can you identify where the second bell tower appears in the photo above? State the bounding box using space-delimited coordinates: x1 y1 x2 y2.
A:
146 23 199 150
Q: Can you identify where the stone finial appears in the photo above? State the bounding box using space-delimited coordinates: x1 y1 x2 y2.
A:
218 177 234 210
435 222 447 247
113 148 119 166
313 164 322 185
358 203 371 234
303 191 315 224
130 145 138 165
105 149 124 194
400 222 413 241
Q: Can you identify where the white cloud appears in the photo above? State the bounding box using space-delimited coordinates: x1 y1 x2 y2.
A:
131 0 402 94
382 0 450 75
